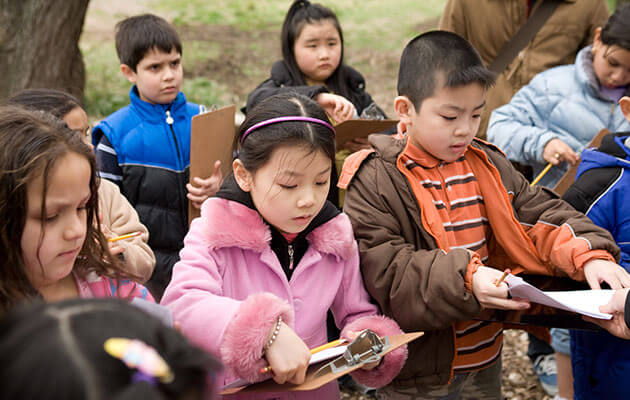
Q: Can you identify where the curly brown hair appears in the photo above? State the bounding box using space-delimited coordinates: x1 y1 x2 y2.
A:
0 106 138 312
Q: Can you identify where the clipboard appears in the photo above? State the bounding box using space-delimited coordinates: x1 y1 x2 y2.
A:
334 119 397 149
552 128 609 196
188 105 236 224
221 331 422 394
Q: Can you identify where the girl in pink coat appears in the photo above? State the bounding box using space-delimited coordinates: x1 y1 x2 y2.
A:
161 93 407 399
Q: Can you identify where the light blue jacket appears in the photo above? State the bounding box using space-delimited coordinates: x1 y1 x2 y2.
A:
487 46 630 187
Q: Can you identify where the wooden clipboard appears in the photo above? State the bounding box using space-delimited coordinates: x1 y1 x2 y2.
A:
188 105 236 224
552 129 609 196
334 119 397 149
221 331 422 395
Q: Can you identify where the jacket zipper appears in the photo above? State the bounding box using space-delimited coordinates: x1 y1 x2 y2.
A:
165 110 182 168
166 109 187 223
288 245 294 270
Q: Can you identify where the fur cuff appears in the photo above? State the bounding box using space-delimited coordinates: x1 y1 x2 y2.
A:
340 315 407 388
220 292 294 382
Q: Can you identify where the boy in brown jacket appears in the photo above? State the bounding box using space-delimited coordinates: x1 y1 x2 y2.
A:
340 31 630 399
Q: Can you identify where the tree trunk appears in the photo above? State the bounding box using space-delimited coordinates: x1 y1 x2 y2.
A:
0 0 90 101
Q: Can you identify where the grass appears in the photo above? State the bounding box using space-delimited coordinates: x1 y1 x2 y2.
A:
80 0 444 119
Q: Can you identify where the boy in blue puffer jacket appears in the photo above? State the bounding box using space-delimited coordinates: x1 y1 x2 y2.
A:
562 95 630 399
92 14 221 299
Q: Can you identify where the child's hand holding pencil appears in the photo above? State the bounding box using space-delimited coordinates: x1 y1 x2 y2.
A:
472 266 530 311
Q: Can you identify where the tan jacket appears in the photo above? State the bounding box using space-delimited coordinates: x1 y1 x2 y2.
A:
439 0 609 138
99 179 155 282
341 134 618 386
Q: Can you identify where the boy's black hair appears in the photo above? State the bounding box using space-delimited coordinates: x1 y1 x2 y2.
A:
115 14 182 72
281 0 350 100
397 30 495 109
601 4 630 51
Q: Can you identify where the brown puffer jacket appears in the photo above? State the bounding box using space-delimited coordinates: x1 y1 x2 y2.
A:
439 0 609 138
341 133 619 387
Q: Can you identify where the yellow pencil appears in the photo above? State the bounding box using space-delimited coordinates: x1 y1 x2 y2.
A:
530 162 553 187
495 270 510 287
107 231 141 242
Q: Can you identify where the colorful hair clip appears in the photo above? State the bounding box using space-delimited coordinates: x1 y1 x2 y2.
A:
104 337 174 384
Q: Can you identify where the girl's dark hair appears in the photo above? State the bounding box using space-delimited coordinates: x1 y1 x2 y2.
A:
236 93 336 173
600 4 630 51
281 0 351 100
7 88 83 120
0 298 221 400
0 106 133 313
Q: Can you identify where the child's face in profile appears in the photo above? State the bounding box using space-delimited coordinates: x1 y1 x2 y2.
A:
402 82 486 162
294 19 342 85
21 152 91 291
122 47 183 105
237 145 331 234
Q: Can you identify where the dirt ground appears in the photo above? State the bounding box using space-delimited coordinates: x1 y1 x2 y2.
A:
81 3 552 399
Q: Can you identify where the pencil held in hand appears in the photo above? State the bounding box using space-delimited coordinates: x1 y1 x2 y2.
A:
495 269 510 287
107 231 142 242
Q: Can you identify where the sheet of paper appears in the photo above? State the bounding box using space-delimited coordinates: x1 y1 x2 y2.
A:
221 345 348 391
505 274 613 319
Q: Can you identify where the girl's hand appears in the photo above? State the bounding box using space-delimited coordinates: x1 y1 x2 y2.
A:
187 160 222 209
315 93 356 124
542 138 579 166
583 288 630 339
472 266 530 310
264 321 311 385
583 259 630 290
98 215 126 258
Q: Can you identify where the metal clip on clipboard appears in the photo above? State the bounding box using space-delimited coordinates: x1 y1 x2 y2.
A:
313 329 390 378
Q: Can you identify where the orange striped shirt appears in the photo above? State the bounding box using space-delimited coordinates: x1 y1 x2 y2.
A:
400 142 502 372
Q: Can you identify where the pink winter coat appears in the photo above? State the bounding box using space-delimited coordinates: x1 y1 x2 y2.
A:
161 198 407 399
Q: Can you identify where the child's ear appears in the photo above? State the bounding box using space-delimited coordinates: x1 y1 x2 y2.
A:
394 96 416 126
120 64 137 84
233 159 253 192
620 97 630 120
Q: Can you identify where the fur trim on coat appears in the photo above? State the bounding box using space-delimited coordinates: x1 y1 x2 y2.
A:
341 315 408 388
200 198 356 260
220 292 294 382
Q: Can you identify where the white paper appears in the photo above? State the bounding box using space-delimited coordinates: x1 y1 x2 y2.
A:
221 344 348 391
505 274 613 320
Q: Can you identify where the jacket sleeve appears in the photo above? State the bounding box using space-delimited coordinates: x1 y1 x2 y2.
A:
487 73 563 164
438 0 467 38
93 125 124 189
99 180 155 282
160 217 294 383
245 78 328 114
492 148 620 277
343 158 482 332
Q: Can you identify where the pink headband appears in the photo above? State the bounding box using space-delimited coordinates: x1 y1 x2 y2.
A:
240 116 335 144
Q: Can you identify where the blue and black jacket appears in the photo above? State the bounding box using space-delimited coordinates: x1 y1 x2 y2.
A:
563 131 630 400
92 86 204 294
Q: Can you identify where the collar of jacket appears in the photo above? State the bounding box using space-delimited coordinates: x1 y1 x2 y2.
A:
369 133 552 276
128 85 188 123
206 175 352 259
578 46 630 102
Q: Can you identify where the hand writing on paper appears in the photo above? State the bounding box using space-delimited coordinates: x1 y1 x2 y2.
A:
263 322 311 385
344 330 379 370
543 138 579 166
187 160 222 209
315 93 356 124
472 266 530 310
583 288 630 339
583 259 630 290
